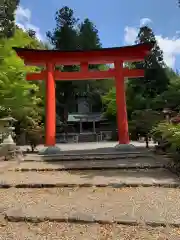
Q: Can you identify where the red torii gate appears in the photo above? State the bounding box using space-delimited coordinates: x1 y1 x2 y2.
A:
13 43 152 147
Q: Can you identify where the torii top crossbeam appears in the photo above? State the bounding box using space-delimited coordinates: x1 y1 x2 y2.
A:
14 43 152 65
13 43 153 146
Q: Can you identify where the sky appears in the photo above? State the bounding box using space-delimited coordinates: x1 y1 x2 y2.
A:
15 0 180 70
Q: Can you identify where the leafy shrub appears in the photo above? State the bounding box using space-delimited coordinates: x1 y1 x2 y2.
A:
129 109 163 148
26 123 43 152
152 121 180 152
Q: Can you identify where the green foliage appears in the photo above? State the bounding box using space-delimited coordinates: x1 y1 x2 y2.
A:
151 71 180 111
103 26 173 125
129 109 163 136
78 18 101 50
47 6 83 122
129 109 163 147
0 0 19 38
47 6 79 50
130 26 169 100
152 122 180 152
26 122 44 152
0 28 44 127
102 87 116 118
27 29 36 39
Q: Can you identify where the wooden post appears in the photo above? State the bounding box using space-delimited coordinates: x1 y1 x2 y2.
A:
80 119 83 133
114 61 129 144
45 62 56 146
93 120 96 133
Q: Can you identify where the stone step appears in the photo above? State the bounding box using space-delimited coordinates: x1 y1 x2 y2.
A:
0 169 179 187
5 157 169 171
24 153 160 162
39 146 143 155
1 187 180 226
0 222 178 239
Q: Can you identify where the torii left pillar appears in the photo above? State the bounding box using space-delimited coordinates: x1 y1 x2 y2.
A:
45 62 56 146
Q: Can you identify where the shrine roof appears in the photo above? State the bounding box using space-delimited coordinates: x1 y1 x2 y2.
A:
13 43 153 65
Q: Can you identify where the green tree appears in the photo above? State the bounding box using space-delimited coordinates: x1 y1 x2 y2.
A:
152 69 180 111
102 87 116 119
77 18 114 111
129 26 169 100
0 28 45 143
152 121 180 153
0 0 19 38
103 26 171 118
74 17 101 96
47 6 79 50
46 6 111 130
129 109 163 147
47 6 79 125
78 18 101 50
27 29 36 39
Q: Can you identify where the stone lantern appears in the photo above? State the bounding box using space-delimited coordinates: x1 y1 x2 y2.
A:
0 117 24 161
0 116 17 146
162 108 172 123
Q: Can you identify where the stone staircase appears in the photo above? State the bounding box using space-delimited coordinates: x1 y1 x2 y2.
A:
0 148 180 239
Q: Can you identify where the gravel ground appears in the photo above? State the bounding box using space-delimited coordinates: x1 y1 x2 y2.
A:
0 222 180 239
1 187 180 224
0 169 178 186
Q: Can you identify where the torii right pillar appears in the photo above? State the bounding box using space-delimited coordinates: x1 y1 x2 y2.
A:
114 61 131 147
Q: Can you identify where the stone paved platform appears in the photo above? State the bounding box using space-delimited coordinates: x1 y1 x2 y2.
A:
1 187 180 225
0 169 178 187
20 141 155 152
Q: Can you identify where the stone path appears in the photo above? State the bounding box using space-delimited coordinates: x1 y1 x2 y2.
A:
1 187 180 225
0 146 179 239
